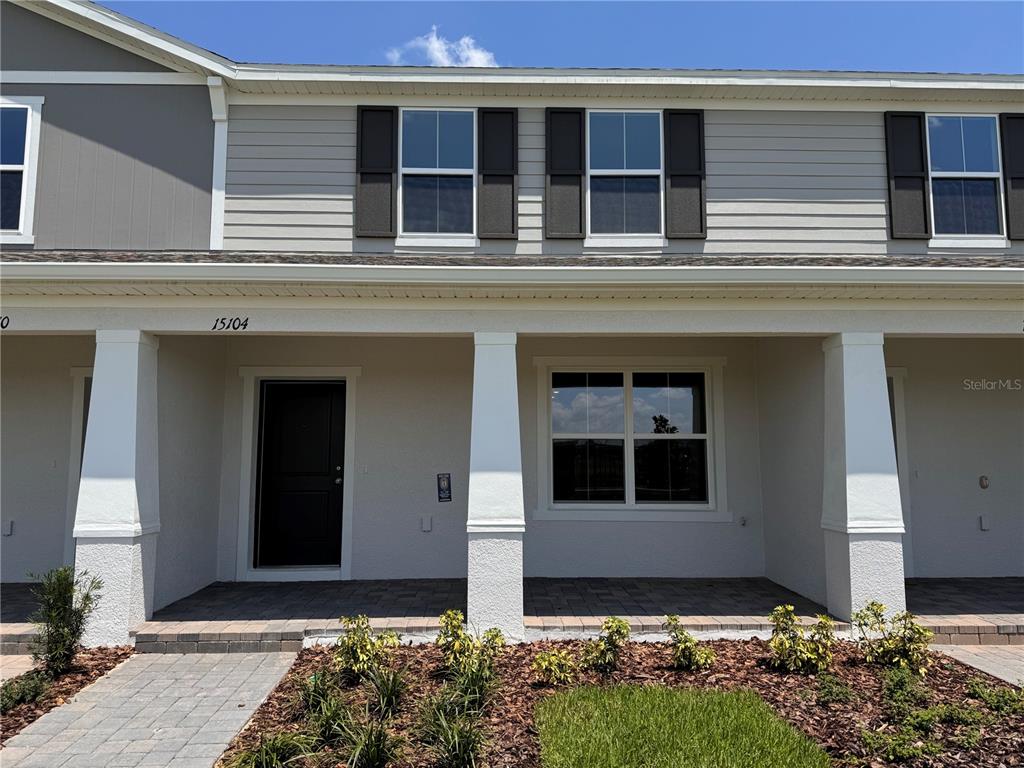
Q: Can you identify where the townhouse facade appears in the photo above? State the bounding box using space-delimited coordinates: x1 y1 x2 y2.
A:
1 0 1022 646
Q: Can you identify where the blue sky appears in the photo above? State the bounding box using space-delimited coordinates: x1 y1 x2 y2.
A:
103 1 1024 74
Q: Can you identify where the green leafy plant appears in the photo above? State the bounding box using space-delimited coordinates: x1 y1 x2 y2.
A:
436 610 474 673
226 732 316 768
861 725 942 763
450 655 497 712
366 665 406 719
419 699 486 768
307 696 356 748
334 615 400 681
815 673 855 705
903 703 985 735
851 601 933 677
663 615 715 671
580 617 631 675
881 666 930 721
0 670 50 714
297 670 341 713
531 649 578 686
343 713 402 768
966 676 1024 714
766 605 835 675
29 566 102 675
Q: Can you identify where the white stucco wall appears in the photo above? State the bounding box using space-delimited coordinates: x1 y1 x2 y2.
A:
519 337 766 578
756 337 828 605
886 338 1024 578
154 336 227 609
0 336 94 581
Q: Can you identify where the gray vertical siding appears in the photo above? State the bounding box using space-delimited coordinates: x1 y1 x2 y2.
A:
223 105 1019 256
4 84 213 250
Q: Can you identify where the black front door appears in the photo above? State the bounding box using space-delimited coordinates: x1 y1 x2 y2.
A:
254 380 346 567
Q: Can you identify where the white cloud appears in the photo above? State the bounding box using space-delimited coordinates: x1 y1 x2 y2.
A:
386 26 497 67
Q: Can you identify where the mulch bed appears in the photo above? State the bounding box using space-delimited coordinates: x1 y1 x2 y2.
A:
0 646 134 746
220 640 1023 767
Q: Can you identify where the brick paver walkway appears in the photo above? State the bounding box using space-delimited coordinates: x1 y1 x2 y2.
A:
1 652 294 768
0 655 34 681
936 646 1024 687
1 583 37 654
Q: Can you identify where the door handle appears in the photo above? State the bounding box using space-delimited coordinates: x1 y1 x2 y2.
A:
334 477 343 485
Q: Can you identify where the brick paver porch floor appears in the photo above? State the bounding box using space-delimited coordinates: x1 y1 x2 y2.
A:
0 583 37 654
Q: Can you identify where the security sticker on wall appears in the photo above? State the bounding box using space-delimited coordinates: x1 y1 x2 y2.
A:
437 473 452 503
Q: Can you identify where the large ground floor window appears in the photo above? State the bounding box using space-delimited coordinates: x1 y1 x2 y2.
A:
541 361 724 517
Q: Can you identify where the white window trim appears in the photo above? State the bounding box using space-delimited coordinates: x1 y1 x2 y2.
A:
533 355 728 523
396 107 478 245
584 109 665 245
0 96 44 246
924 112 1008 248
235 366 361 582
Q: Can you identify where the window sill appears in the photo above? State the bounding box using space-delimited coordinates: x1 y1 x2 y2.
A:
533 506 730 523
395 235 479 248
928 237 1009 249
584 236 667 249
0 233 34 246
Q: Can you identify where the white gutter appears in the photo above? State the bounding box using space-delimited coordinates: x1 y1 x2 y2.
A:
2 262 1022 288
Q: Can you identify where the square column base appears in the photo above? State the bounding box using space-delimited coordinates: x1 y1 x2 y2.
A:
74 534 156 647
824 530 905 621
467 531 524 642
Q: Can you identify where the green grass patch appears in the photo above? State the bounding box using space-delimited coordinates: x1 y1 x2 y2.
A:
535 685 830 768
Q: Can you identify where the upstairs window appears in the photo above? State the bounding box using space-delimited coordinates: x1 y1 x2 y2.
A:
927 115 1004 236
400 109 475 235
1 97 43 244
587 111 662 235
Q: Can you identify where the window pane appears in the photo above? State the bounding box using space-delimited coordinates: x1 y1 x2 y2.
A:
624 177 660 233
624 113 660 170
402 111 437 168
962 117 999 173
590 176 624 233
963 179 1001 235
0 170 23 230
589 113 624 170
634 439 708 503
933 178 1001 235
0 108 27 165
438 111 473 169
551 372 624 434
928 116 964 172
553 439 625 502
633 372 706 434
402 174 438 232
436 175 472 233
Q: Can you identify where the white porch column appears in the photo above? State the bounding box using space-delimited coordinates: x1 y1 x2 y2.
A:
466 332 525 640
822 332 905 621
74 331 160 646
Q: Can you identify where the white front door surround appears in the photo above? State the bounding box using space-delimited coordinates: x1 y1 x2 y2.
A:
74 330 160 646
822 332 907 621
466 332 526 640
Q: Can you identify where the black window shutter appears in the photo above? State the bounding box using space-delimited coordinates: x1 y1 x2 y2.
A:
883 112 931 239
545 108 584 239
664 110 706 239
355 106 397 237
1000 114 1024 240
478 108 518 239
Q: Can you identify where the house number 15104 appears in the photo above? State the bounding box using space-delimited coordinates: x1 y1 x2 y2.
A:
211 316 249 331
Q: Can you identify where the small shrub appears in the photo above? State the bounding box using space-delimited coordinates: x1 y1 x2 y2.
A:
226 731 316 768
951 725 981 749
436 610 474 673
344 714 402 768
308 697 356 748
816 673 855 705
580 617 630 675
663 615 715 671
450 656 497 712
420 703 486 768
297 670 340 712
851 601 932 677
767 605 834 675
366 665 405 719
861 725 942 763
334 615 400 680
904 703 985 735
531 649 578 686
881 666 929 721
0 670 50 713
29 566 102 676
966 676 1024 714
